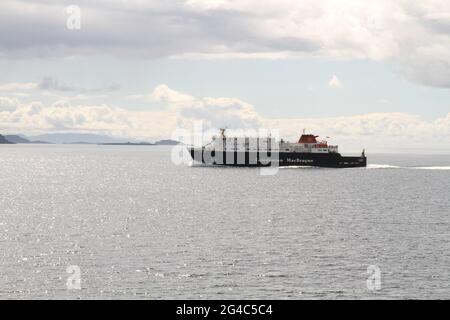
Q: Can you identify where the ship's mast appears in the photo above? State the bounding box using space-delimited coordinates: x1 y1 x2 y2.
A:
219 128 226 139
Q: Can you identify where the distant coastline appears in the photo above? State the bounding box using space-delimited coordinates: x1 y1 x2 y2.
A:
0 133 180 146
99 140 179 146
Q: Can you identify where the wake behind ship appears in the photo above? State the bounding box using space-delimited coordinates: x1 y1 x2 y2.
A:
188 129 367 168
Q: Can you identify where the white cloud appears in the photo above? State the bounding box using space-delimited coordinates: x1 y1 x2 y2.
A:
0 97 177 139
1 85 450 151
0 82 38 91
151 84 261 129
0 96 20 112
328 75 342 89
151 84 196 105
265 112 450 151
2 1 450 87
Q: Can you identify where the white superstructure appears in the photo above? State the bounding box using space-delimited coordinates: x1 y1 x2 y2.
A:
203 128 339 154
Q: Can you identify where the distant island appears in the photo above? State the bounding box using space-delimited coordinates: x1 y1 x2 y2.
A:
99 142 155 146
99 140 180 146
154 139 180 145
0 133 180 146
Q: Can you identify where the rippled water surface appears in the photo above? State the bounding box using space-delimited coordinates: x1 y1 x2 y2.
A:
1 145 449 299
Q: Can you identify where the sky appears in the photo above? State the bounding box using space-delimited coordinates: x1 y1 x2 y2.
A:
1 0 450 152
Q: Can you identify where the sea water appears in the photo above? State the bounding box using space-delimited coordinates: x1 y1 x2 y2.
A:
0 145 449 299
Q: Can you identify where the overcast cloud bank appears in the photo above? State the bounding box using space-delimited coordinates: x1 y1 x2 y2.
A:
2 0 450 88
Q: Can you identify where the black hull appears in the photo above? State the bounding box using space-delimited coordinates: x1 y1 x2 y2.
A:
188 148 366 168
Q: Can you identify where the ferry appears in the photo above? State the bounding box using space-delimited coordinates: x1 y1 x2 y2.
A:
188 129 366 168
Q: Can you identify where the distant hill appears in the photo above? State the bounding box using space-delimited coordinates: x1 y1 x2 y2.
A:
28 133 139 144
4 134 52 144
0 134 14 144
4 135 31 143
